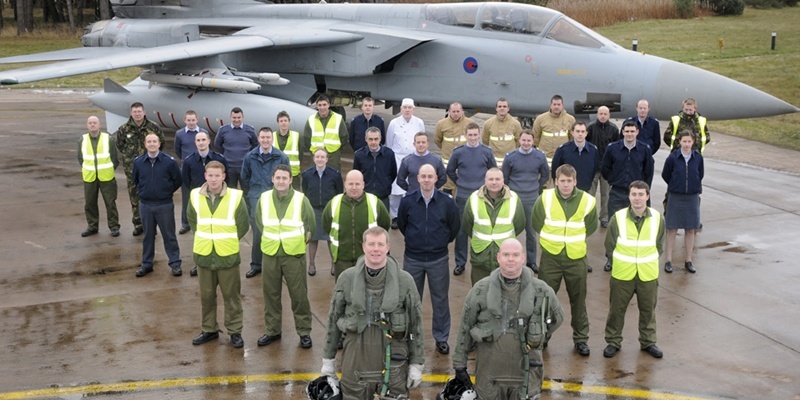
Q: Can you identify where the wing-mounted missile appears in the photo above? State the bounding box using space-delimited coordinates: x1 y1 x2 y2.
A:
230 70 290 86
140 70 261 92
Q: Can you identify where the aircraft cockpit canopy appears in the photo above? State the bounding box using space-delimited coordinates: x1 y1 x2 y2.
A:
424 3 608 49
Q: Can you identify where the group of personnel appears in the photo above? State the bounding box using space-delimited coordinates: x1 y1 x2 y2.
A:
77 93 708 399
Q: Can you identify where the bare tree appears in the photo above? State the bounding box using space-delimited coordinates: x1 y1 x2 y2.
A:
16 0 34 34
99 0 111 20
66 0 76 30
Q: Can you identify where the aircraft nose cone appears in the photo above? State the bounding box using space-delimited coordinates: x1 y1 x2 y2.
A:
651 60 799 120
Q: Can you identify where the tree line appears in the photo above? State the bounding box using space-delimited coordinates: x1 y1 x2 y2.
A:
3 0 111 34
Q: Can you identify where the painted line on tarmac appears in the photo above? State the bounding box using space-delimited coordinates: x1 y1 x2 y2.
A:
0 374 714 399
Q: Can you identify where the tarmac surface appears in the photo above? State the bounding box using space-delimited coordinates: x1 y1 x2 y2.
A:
1 89 799 399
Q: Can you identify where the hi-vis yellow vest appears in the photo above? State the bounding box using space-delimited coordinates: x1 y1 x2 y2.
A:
275 130 300 176
81 132 114 182
191 188 243 257
260 190 307 256
329 193 379 262
469 190 519 252
539 189 596 259
670 115 708 153
611 208 661 282
309 112 343 153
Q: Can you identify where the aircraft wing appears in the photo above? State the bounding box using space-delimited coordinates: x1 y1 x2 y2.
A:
0 30 361 85
0 47 132 64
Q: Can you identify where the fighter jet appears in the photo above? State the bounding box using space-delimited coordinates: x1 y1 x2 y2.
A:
1 0 797 133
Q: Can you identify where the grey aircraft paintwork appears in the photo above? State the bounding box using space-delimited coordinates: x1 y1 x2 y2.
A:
1 0 797 133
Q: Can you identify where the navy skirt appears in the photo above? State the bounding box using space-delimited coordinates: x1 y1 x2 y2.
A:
666 192 700 230
311 207 328 241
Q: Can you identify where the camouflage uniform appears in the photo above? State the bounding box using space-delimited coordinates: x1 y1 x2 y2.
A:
114 117 164 229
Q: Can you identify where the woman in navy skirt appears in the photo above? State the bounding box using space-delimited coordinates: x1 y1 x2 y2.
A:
301 149 343 276
661 130 704 274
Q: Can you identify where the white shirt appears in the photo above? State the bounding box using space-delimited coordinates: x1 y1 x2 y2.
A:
386 115 425 195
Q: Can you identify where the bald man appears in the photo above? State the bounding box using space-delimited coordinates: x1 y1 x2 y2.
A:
78 116 120 237
322 170 392 279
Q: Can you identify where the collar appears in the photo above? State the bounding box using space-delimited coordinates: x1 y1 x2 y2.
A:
518 146 534 155
259 146 273 155
199 182 229 198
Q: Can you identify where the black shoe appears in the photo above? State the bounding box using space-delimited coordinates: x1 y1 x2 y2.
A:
135 267 153 277
603 344 619 358
171 265 183 277
600 220 609 228
575 342 590 356
299 335 312 349
453 264 465 276
527 263 539 273
245 268 261 278
257 333 281 346
192 331 219 345
587 265 593 273
642 344 663 358
603 260 612 272
132 227 144 236
436 341 450 354
337 337 344 350
230 333 244 348
81 229 98 237
391 218 399 230
664 261 673 273
307 265 316 276
685 261 696 273
179 226 191 234
190 267 198 276
110 229 120 237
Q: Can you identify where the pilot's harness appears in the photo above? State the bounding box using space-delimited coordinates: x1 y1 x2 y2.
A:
517 294 550 400
373 305 415 400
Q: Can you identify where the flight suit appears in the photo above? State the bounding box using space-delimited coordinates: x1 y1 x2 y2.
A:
323 255 424 399
453 268 563 400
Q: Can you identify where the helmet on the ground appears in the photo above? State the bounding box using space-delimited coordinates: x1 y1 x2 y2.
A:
306 375 342 400
436 378 478 400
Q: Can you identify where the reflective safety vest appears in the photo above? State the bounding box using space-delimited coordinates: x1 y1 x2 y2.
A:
275 130 301 176
670 115 708 153
440 134 466 168
81 132 115 182
191 188 244 257
538 189 596 259
329 193 379 262
611 208 661 282
469 190 519 252
489 132 517 165
309 112 343 153
260 190 307 256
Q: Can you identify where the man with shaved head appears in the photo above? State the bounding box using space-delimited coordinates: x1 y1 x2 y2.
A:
452 238 563 400
397 164 460 355
323 170 391 279
79 115 120 237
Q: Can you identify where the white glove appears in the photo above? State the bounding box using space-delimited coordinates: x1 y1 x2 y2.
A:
321 358 337 377
407 364 423 389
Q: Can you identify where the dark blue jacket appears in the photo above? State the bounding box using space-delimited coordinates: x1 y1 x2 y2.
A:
601 140 654 189
349 114 386 152
133 152 182 205
551 141 599 192
397 189 461 262
662 149 704 195
240 146 290 202
352 145 397 199
301 166 344 209
624 115 661 155
181 151 228 189
586 120 620 160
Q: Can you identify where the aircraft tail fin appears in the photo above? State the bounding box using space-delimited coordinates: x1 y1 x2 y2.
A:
103 78 129 94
